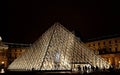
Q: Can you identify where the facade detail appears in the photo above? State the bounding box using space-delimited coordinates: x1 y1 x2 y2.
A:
7 23 110 71
7 44 29 65
85 37 120 69
0 37 30 70
0 37 8 69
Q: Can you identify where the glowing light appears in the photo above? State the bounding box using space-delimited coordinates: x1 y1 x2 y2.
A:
118 61 120 63
54 51 60 63
1 61 4 64
0 69 5 73
0 36 2 41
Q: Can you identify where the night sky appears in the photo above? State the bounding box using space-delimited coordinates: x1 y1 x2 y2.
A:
1 0 120 44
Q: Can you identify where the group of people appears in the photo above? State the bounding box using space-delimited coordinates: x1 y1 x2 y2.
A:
77 65 100 73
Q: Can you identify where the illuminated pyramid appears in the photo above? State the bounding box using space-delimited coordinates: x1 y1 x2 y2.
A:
8 22 110 71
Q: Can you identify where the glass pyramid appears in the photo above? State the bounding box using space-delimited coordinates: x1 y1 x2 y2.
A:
8 22 110 71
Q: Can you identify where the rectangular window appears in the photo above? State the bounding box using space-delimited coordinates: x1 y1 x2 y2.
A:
20 49 22 52
98 42 100 46
15 53 17 58
115 47 117 52
103 42 105 45
109 48 112 52
109 41 111 44
115 40 117 43
88 44 91 47
15 49 17 52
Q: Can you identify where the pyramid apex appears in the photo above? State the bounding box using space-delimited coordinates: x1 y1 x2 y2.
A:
53 22 61 26
52 22 66 29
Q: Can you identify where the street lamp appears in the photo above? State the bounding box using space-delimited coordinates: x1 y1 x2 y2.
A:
1 61 4 64
0 61 5 73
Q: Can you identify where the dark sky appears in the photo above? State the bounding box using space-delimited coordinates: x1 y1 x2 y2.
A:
1 0 120 44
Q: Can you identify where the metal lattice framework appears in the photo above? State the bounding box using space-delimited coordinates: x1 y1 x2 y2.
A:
8 23 110 71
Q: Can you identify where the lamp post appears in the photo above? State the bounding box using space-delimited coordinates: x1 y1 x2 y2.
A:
0 61 5 73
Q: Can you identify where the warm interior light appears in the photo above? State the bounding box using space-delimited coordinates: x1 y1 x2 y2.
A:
1 61 4 64
118 61 120 63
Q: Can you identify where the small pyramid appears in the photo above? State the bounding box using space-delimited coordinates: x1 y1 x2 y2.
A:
8 22 110 71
